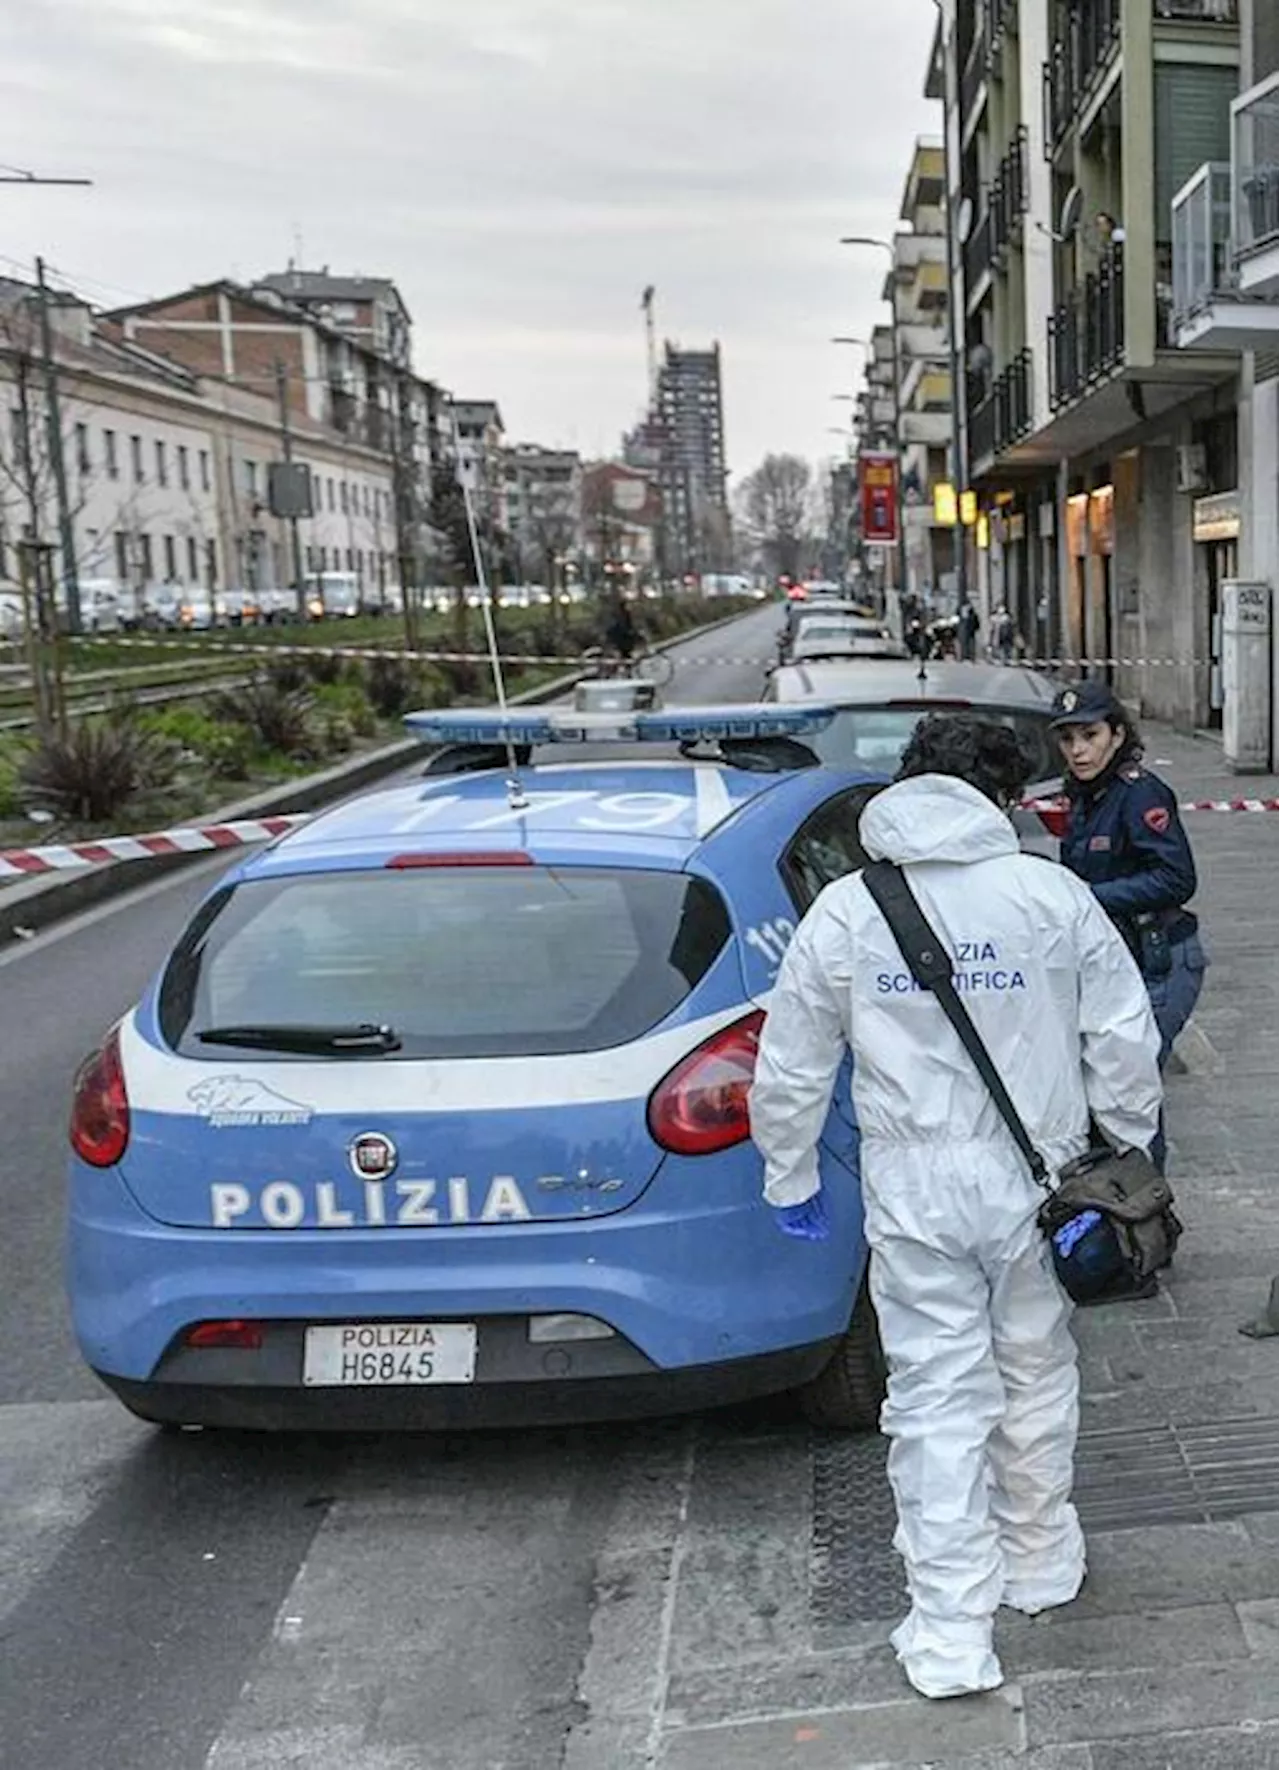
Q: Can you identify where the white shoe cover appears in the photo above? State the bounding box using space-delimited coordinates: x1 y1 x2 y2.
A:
890 1610 1005 1700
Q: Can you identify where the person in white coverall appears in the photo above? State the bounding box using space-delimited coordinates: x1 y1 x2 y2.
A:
749 716 1162 1701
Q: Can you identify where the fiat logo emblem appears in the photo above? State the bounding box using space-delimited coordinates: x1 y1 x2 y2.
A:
348 1132 398 1180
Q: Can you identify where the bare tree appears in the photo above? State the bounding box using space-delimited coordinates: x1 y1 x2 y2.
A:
735 453 814 581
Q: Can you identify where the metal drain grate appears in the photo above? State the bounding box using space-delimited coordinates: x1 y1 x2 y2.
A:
810 1416 1278 1629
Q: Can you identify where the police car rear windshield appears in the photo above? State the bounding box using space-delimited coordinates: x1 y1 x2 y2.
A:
158 866 731 1060
805 707 1059 781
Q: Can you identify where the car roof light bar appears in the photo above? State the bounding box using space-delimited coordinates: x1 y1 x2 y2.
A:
404 703 838 747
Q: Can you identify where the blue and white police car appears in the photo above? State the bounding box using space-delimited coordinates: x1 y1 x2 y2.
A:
66 702 887 1432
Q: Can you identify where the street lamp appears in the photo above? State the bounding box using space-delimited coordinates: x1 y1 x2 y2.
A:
838 238 910 604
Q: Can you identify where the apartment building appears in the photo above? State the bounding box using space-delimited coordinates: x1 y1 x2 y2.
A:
446 399 506 536
934 0 1272 731
1 279 226 614
1169 0 1278 698
500 444 582 583
652 343 731 578
107 276 442 600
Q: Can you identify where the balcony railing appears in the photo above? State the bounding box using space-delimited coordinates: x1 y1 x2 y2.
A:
991 126 1029 258
968 348 1034 466
1172 162 1234 324
1043 0 1121 156
1233 73 1280 262
1048 244 1125 409
964 205 994 290
1154 0 1237 19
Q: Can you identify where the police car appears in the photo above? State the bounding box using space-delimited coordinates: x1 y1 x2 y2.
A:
66 702 888 1432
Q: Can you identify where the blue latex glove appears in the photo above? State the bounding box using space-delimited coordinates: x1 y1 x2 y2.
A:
773 1193 830 1242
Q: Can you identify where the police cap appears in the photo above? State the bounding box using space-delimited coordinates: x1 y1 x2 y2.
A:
1049 680 1124 728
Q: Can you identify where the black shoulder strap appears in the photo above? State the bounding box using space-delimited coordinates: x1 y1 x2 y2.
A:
862 860 1050 1188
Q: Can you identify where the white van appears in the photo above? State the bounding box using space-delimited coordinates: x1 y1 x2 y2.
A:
306 572 361 620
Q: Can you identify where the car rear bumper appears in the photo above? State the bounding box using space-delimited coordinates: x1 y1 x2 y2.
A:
93 1338 838 1430
67 1157 865 1394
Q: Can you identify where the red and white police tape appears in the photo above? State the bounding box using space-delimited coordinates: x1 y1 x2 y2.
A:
0 814 311 879
1 797 1276 880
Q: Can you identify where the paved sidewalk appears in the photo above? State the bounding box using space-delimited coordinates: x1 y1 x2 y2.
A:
562 724 1279 1770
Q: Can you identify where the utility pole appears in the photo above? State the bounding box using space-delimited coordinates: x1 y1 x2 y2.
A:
274 360 307 620
36 256 80 635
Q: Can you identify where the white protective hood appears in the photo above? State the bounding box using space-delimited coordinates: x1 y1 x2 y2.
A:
860 773 1019 869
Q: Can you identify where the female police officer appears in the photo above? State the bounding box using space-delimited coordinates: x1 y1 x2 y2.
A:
1050 680 1206 1072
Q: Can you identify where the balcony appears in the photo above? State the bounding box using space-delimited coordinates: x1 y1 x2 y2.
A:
1153 0 1237 18
1043 0 1121 157
1048 244 1125 409
964 206 994 292
967 348 1033 468
1171 161 1278 348
991 127 1029 260
1232 72 1279 294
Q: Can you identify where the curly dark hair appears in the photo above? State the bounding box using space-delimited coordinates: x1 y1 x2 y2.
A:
895 714 1035 806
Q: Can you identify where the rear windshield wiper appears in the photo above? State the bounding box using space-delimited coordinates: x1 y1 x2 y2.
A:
194 1022 401 1055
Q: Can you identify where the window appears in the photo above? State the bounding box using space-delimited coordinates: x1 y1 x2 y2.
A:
244 459 258 498
781 788 883 913
155 440 167 486
805 708 1060 790
187 536 199 581
177 445 190 490
199 450 211 492
137 533 153 579
115 532 130 579
75 423 91 475
346 547 355 572
9 409 27 471
340 481 349 514
158 867 731 1060
162 535 177 580
327 478 335 511
104 429 119 480
131 435 144 482
205 538 218 587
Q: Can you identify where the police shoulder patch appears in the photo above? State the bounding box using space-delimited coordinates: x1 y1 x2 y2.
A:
1142 805 1171 834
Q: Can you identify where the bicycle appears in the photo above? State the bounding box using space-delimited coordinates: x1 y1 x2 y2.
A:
578 643 675 689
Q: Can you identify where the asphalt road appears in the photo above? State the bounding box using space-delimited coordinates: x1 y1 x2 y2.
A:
0 600 783 1770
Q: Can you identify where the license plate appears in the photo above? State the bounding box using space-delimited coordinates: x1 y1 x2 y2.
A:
302 1322 477 1387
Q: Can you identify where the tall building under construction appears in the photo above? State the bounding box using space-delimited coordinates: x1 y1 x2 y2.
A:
645 342 731 577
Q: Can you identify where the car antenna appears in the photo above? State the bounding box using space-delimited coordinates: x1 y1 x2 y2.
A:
450 409 529 810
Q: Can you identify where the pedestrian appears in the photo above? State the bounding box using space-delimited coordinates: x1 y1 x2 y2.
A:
1050 680 1206 1107
749 715 1161 1701
957 601 980 661
905 617 926 660
992 603 1014 664
604 592 638 664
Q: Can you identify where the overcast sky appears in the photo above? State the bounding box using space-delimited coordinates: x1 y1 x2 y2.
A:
3 0 938 480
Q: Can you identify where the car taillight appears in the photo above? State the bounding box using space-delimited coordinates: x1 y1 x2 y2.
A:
69 1026 130 1167
1026 794 1070 838
185 1320 264 1350
647 1009 765 1156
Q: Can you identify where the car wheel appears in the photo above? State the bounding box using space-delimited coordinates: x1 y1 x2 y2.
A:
796 1276 886 1431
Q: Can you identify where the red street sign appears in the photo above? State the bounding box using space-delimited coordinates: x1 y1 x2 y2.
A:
860 454 898 546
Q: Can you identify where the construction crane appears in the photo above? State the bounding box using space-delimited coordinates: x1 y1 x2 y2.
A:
640 285 657 404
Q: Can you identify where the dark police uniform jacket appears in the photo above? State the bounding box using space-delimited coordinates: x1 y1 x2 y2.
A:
1060 761 1198 962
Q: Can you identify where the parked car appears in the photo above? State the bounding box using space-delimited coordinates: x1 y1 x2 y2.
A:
65 701 890 1433
786 620 907 664
254 587 300 625
67 578 125 635
764 657 1067 852
777 598 886 662
306 573 361 620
